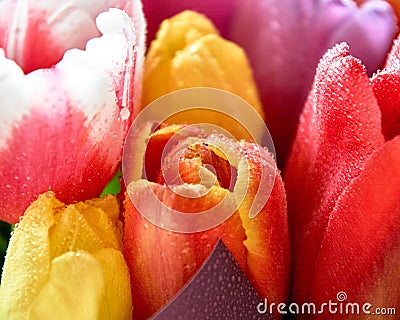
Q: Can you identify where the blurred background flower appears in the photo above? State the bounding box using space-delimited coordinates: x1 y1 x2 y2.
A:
143 0 398 166
141 10 264 141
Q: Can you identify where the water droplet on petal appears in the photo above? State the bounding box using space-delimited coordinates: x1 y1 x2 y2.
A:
120 107 130 120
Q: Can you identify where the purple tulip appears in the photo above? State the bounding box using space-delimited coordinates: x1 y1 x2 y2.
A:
229 0 398 165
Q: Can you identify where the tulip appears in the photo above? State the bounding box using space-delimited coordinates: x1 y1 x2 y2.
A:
229 0 398 166
123 124 290 320
143 0 398 165
0 192 132 320
122 13 290 319
0 1 145 224
285 41 400 319
141 10 264 141
356 0 400 29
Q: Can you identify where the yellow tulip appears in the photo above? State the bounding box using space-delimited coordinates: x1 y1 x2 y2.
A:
0 192 132 320
142 10 264 141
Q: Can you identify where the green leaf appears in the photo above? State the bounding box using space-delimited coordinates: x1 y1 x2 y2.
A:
100 170 122 197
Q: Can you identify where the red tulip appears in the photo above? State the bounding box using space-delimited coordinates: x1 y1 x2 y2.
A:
123 124 290 319
0 1 145 224
285 41 400 318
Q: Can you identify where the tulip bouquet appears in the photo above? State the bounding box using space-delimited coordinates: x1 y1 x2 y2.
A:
0 0 399 320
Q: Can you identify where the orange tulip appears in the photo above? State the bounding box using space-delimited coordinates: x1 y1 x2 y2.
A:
123 124 290 319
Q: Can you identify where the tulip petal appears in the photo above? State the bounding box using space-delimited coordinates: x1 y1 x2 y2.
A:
142 11 264 141
237 142 290 306
84 194 121 224
326 1 397 73
229 0 396 164
28 248 132 320
0 8 144 224
49 200 121 259
0 192 59 319
310 137 400 316
93 248 132 320
123 185 237 320
285 43 385 303
372 35 400 140
0 192 130 320
0 0 137 74
28 251 104 320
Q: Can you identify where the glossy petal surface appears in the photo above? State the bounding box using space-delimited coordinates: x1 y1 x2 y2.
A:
285 43 385 303
0 8 144 224
123 125 289 319
0 192 131 320
309 137 400 319
0 0 137 73
372 35 400 140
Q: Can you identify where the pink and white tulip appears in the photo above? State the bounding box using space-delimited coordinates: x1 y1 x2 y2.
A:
0 1 145 224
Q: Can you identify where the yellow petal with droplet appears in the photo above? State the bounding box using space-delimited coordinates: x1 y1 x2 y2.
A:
0 192 132 320
74 201 122 250
49 197 122 258
49 205 105 258
28 248 132 320
84 194 120 224
28 251 104 320
0 192 61 319
142 10 264 141
94 248 133 320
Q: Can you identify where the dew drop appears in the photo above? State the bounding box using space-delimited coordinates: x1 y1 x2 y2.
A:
120 108 130 120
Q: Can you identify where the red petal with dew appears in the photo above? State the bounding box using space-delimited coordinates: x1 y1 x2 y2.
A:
372 35 400 141
310 137 400 319
0 8 144 224
123 185 245 320
237 142 290 317
284 43 385 303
